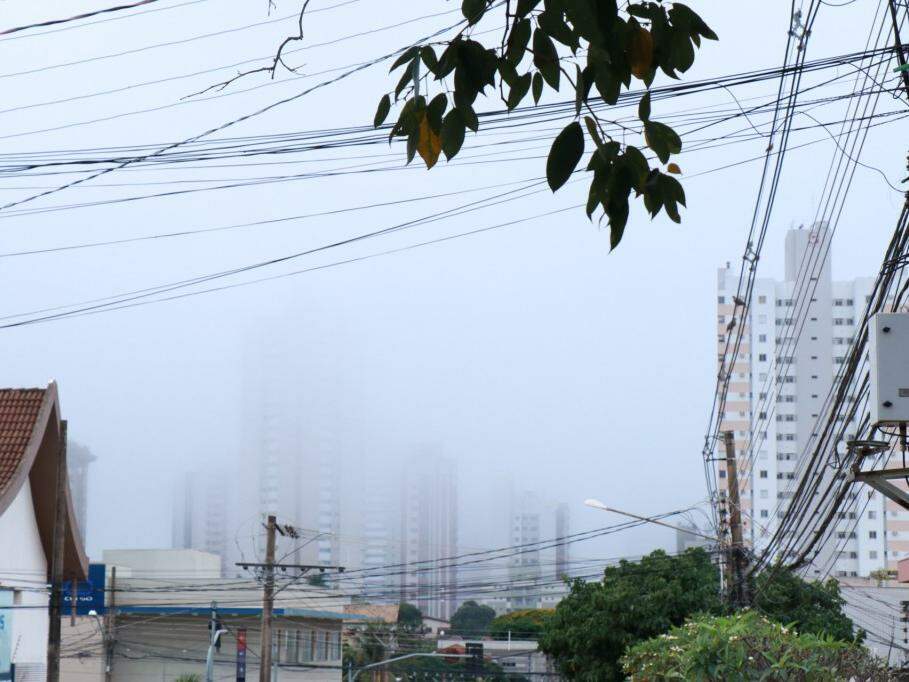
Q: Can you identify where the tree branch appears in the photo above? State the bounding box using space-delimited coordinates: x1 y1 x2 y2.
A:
183 0 312 99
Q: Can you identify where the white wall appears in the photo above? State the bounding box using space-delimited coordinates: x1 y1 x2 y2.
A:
0 482 49 673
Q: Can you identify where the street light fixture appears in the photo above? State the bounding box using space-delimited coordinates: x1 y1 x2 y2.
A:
583 499 720 542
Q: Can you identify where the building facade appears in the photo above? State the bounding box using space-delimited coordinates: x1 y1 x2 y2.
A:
716 224 886 577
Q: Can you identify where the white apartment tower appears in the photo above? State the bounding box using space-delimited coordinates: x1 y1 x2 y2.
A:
716 223 886 578
399 455 459 620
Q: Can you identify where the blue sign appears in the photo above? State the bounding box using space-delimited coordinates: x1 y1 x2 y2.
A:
0 589 12 677
63 563 106 616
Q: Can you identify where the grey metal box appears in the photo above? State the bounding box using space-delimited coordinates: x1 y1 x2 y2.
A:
870 313 909 425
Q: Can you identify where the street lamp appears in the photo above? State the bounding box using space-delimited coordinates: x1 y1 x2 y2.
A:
583 499 720 542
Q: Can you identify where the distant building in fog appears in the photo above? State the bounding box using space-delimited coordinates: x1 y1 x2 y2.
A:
399 455 458 620
507 491 570 611
172 470 229 575
68 440 96 546
675 522 710 554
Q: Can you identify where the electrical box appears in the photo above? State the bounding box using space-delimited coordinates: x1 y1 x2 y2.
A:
870 312 909 426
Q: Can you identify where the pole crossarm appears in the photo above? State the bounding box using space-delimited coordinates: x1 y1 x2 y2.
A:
853 468 909 510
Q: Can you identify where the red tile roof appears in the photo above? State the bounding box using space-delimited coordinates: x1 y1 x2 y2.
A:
0 388 47 497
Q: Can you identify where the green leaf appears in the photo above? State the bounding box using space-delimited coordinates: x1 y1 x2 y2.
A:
459 104 479 132
420 46 439 75
532 72 544 103
508 73 532 110
394 63 415 99
515 0 542 18
538 10 579 50
546 121 584 191
638 91 651 122
373 94 391 128
390 46 420 73
532 29 560 90
461 0 487 24
644 120 682 163
427 93 448 132
506 19 532 64
623 145 649 188
441 109 467 160
498 58 519 87
574 65 584 115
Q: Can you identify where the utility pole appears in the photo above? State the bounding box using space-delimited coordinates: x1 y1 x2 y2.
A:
258 515 277 682
104 567 116 682
47 420 68 682
723 430 749 608
70 578 77 627
241 517 344 682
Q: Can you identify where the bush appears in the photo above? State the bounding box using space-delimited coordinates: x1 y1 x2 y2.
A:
622 611 886 681
489 609 553 640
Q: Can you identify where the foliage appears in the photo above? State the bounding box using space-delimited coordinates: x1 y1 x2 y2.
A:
342 624 388 668
539 548 721 681
489 608 554 640
397 601 424 632
450 599 497 637
751 568 861 643
622 610 888 681
375 0 717 248
388 652 515 681
173 675 201 682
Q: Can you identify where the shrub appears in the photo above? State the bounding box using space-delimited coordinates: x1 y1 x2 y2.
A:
622 611 886 681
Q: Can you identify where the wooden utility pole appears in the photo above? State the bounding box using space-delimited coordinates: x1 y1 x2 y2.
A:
46 421 68 682
104 567 116 682
258 515 277 682
723 430 749 608
70 578 77 627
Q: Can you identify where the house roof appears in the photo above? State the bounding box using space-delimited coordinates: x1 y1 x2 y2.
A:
0 388 47 494
0 383 88 581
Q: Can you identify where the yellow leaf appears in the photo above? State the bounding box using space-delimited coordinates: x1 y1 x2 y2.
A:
417 112 442 169
628 26 653 80
667 162 682 174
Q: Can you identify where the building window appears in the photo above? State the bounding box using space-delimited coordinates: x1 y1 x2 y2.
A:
718 315 726 324
759 470 768 479
758 295 767 304
869 531 877 539
758 334 767 342
870 551 878 559
719 470 726 478
718 296 726 304
760 490 768 499
760 509 769 518
758 353 767 361
869 511 877 519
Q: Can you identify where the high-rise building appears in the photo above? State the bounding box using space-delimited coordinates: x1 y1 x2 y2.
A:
172 470 230 574
715 223 886 578
399 455 459 620
507 491 570 611
67 440 95 546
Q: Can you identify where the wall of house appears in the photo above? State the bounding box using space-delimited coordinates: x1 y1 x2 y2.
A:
0 481 49 680
105 615 343 682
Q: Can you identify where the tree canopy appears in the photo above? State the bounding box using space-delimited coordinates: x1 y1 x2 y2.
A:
622 611 886 681
450 600 497 637
489 609 554 640
397 602 424 632
538 548 721 681
376 0 717 249
751 568 861 643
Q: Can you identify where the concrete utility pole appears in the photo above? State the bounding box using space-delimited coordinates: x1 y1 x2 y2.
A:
104 567 116 682
723 430 750 608
47 421 68 682
258 515 277 682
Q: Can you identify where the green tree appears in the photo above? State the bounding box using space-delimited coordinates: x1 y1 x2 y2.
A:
538 548 721 681
397 602 424 632
450 600 497 637
751 568 861 643
489 609 554 640
376 1 716 248
622 611 886 681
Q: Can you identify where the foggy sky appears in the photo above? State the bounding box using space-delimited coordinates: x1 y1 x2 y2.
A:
0 1 904 562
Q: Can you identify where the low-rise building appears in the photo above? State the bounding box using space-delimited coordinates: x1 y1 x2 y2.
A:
0 384 88 682
437 639 561 680
61 549 356 682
